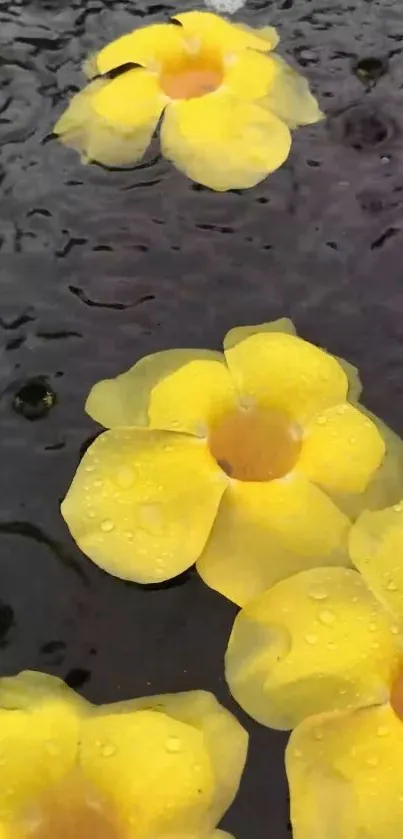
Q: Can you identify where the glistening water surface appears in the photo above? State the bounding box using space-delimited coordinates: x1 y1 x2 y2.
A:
1 0 403 835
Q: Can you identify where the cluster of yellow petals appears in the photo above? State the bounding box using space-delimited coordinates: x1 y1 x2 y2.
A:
0 671 247 839
226 504 403 839
61 319 402 607
54 11 323 190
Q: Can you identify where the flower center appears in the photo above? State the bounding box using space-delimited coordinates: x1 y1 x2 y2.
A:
160 50 223 100
390 668 403 721
208 405 302 482
22 774 122 839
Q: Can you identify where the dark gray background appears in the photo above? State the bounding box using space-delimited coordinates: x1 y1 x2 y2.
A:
1 0 403 835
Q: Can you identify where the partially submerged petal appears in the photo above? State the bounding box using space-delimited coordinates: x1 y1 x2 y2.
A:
86 349 237 435
197 476 350 607
224 331 348 424
225 567 402 729
350 505 403 624
287 704 403 839
175 11 279 52
260 54 323 127
298 403 385 494
223 319 297 353
0 672 81 820
54 72 165 166
61 428 226 582
161 94 291 191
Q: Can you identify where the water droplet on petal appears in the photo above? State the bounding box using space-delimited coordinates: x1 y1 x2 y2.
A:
293 748 302 758
117 466 134 489
371 641 380 649
304 634 318 645
316 416 327 425
369 622 377 631
391 625 400 635
366 755 378 767
309 586 328 601
313 728 323 740
386 580 398 591
100 520 115 533
93 479 103 488
376 726 389 737
100 743 117 757
165 736 181 753
319 609 335 626
393 502 403 512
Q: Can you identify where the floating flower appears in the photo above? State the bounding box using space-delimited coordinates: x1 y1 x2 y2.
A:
54 11 323 191
0 670 247 839
62 319 392 601
225 506 403 839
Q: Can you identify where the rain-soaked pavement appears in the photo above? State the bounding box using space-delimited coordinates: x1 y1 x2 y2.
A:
1 0 403 835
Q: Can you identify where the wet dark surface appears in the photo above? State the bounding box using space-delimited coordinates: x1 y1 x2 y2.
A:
1 0 403 835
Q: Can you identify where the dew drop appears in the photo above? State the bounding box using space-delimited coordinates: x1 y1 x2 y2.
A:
101 743 117 757
376 726 389 737
165 736 181 753
309 586 328 601
370 641 380 650
294 748 302 758
316 416 327 425
319 609 335 626
117 466 134 489
386 580 398 592
85 464 95 473
369 622 377 631
100 520 115 533
393 502 403 513
124 531 134 541
93 479 103 488
304 634 318 645
391 625 400 635
338 687 348 695
366 755 378 767
193 763 202 772
313 728 323 740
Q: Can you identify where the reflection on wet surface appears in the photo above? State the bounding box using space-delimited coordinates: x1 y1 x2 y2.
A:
1 0 403 835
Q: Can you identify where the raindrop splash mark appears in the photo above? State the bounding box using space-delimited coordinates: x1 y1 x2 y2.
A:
64 668 91 689
12 378 56 421
0 521 89 585
353 56 388 85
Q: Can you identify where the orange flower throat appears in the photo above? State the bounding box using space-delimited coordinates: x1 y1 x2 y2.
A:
160 49 224 99
208 406 302 482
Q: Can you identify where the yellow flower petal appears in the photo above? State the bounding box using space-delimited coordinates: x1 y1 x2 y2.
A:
260 54 323 127
326 410 403 520
80 708 215 838
161 94 291 191
298 403 385 493
335 356 362 403
110 690 248 828
86 350 238 435
225 568 402 729
85 350 237 436
95 23 186 74
54 72 165 166
61 428 226 582
224 331 348 424
287 703 403 839
223 318 297 352
350 505 403 623
197 476 350 606
175 11 279 52
0 672 81 819
223 50 278 100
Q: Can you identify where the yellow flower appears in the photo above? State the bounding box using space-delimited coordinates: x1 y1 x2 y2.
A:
225 506 403 839
0 670 247 839
61 319 391 603
53 11 323 191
